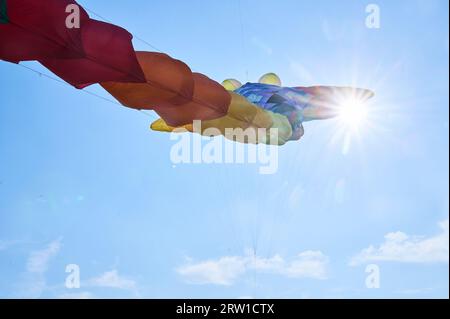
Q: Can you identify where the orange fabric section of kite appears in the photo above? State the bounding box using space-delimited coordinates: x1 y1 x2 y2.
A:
101 52 231 127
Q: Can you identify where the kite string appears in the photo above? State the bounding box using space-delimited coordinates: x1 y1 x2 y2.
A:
236 1 266 295
237 0 249 82
82 7 164 53
7 5 178 122
81 6 235 114
5 14 160 120
16 63 158 120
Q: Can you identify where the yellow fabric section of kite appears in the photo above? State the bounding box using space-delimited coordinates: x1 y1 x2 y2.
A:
221 79 242 91
151 92 292 145
259 73 282 86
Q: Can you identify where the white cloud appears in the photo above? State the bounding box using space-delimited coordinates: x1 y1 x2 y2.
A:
282 251 328 279
88 270 137 291
15 238 62 298
177 256 247 286
58 269 138 298
58 292 94 299
395 288 434 296
177 250 329 286
27 239 62 273
350 220 449 266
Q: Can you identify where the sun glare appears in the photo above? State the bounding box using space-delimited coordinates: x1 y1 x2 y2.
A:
338 98 369 130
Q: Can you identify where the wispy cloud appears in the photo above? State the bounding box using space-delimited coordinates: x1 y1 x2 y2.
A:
58 292 94 299
27 239 62 273
395 288 434 296
177 250 329 286
350 220 449 266
15 238 62 298
177 256 246 286
88 270 137 291
57 269 138 299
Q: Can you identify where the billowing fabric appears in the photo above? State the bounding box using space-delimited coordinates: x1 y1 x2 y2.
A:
1 0 230 127
222 79 242 91
0 0 145 87
235 83 374 141
151 92 293 145
102 52 230 127
235 83 313 141
0 0 374 146
259 73 282 86
41 20 146 88
0 0 88 62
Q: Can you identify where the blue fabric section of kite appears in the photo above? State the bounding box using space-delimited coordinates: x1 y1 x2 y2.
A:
235 83 312 111
235 83 313 141
0 0 8 24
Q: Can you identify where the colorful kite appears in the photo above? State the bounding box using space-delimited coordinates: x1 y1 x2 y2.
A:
0 0 374 145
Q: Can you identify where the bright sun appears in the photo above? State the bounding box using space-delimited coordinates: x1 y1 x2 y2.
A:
338 98 368 130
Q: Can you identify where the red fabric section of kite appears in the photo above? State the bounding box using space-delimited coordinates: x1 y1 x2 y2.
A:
0 0 88 62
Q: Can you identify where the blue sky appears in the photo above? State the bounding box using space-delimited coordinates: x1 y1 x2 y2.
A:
0 0 448 298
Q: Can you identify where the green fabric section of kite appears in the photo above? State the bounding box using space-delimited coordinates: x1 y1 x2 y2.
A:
0 0 8 24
